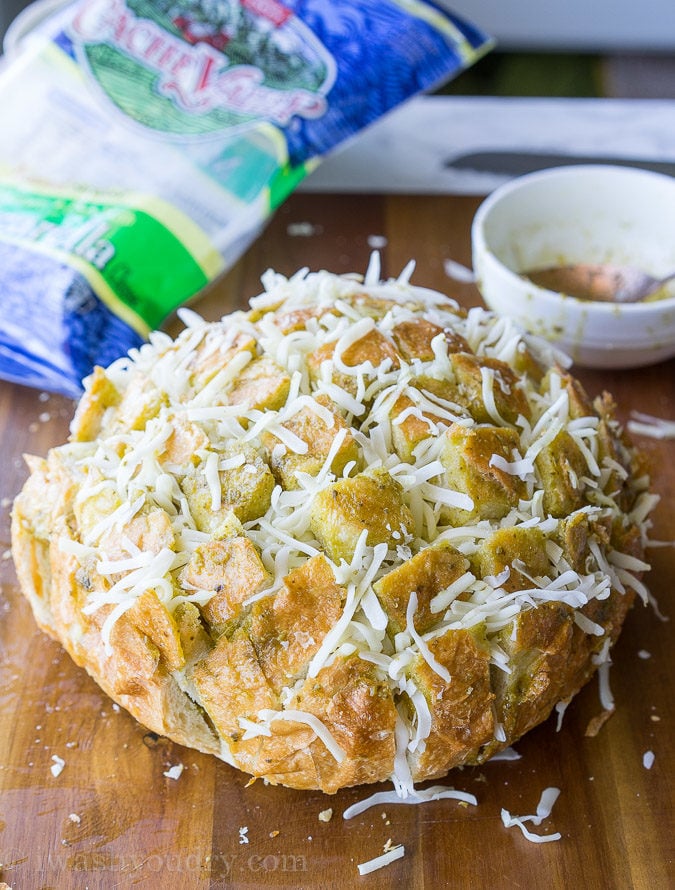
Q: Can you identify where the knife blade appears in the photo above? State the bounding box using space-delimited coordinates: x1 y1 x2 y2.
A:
445 151 675 178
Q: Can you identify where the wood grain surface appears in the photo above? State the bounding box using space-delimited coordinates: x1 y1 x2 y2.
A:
0 194 673 890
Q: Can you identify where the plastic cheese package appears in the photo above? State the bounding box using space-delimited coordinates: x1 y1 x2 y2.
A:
0 0 490 397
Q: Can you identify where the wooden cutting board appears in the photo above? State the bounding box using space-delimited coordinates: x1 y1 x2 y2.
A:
0 194 672 889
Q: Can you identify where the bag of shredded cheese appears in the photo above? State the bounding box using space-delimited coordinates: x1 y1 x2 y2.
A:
0 0 490 396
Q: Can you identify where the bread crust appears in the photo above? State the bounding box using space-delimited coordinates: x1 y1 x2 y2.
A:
11 270 650 793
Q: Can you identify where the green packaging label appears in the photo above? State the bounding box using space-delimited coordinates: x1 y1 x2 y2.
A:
70 0 335 139
0 180 223 334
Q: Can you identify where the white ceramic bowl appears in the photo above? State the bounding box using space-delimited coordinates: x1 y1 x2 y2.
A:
471 165 675 369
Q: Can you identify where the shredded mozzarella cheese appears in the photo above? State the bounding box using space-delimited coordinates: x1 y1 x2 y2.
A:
628 412 675 439
59 262 658 806
501 787 562 843
255 709 346 763
357 845 405 875
406 592 451 682
344 784 478 819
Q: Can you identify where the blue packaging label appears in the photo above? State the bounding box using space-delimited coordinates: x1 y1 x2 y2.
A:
0 0 491 396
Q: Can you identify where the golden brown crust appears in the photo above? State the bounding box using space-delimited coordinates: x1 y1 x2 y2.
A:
11 271 651 793
407 627 494 781
12 461 222 758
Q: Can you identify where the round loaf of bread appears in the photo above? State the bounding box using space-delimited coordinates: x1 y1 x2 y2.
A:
12 265 653 793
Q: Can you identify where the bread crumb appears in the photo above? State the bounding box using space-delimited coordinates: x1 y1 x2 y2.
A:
637 649 651 659
585 708 614 737
68 813 81 824
651 715 661 722
239 826 249 844
643 750 655 770
318 808 333 822
50 755 65 778
269 830 280 838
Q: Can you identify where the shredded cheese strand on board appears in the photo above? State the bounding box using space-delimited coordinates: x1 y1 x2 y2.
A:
628 412 675 439
501 787 562 843
343 785 478 819
357 844 405 875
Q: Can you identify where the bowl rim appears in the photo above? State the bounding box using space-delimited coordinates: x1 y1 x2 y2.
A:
471 163 675 316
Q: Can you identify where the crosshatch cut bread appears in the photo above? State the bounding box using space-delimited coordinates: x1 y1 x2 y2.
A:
11 265 655 794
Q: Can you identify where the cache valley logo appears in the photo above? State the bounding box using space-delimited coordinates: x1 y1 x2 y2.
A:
69 0 336 137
